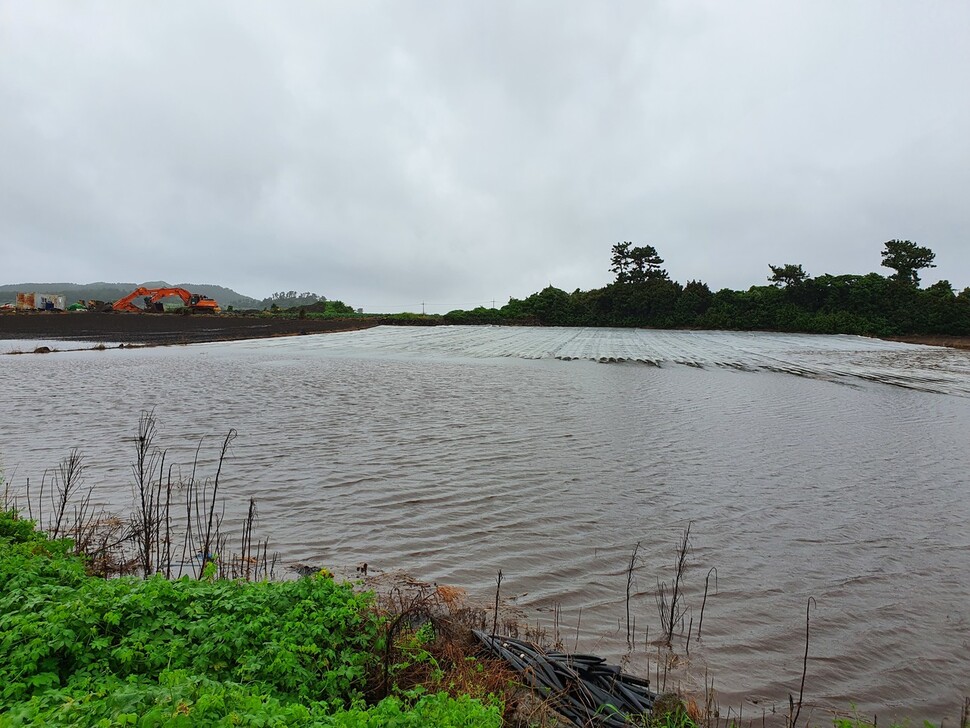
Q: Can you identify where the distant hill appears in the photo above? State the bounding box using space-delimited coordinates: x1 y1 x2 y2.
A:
0 282 263 310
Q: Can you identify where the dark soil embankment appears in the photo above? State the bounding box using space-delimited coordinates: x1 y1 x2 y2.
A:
7 312 970 352
883 334 970 351
0 311 380 346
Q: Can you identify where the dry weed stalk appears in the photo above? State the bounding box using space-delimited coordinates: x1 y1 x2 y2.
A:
698 566 718 639
627 540 642 648
371 581 518 719
16 413 275 582
789 596 816 728
491 568 503 636
656 521 693 646
132 410 164 576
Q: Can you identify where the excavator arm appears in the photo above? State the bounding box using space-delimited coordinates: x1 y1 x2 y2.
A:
146 288 193 306
110 287 220 313
111 287 155 312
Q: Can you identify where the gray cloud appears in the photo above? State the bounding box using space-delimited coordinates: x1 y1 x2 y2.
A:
2 1 968 312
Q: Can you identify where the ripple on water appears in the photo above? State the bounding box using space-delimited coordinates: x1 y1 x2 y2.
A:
1 327 968 720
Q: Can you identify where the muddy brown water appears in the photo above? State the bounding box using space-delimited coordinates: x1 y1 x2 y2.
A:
2 327 968 721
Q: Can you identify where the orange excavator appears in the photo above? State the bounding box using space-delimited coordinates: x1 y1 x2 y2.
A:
111 287 221 313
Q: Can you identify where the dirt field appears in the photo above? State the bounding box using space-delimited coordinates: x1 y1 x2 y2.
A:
883 334 970 351
0 311 380 346
4 312 970 352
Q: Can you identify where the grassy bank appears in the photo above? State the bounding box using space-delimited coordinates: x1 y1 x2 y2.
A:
0 509 505 727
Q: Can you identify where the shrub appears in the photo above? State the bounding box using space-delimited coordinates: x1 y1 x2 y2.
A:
0 510 501 726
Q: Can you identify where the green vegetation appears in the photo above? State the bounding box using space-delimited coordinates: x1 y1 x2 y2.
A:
297 301 357 317
444 240 970 336
261 291 328 310
0 509 502 726
880 240 936 287
255 292 359 317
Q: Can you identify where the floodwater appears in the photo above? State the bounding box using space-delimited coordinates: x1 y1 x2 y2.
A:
1 326 968 721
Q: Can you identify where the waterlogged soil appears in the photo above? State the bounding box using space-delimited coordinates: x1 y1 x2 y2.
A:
1 326 968 722
0 311 378 345
884 334 970 350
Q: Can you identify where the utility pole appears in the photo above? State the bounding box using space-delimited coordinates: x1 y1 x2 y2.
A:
421 301 425 315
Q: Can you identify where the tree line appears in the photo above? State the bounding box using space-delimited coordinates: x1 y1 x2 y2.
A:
259 291 356 315
444 240 970 336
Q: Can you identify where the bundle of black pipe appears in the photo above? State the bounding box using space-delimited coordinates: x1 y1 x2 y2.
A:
473 630 657 727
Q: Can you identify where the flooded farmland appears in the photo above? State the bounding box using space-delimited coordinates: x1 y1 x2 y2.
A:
2 326 968 721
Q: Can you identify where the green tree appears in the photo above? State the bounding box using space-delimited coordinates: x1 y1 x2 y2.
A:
610 242 666 284
768 263 808 288
880 240 936 286
519 286 574 325
610 242 633 283
261 291 325 309
673 280 713 324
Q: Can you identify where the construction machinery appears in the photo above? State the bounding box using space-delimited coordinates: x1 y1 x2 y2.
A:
111 287 221 314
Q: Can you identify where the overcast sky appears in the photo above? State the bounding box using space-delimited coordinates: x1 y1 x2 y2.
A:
2 2 968 312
